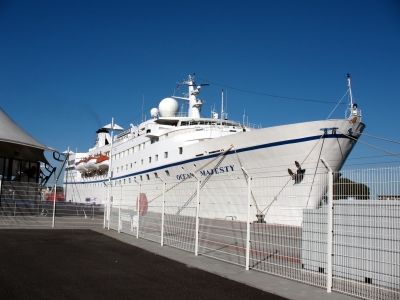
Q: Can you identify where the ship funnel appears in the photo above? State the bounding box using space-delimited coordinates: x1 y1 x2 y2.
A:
94 128 111 148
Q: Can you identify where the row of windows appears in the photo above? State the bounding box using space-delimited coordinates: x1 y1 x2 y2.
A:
113 138 159 161
113 143 184 162
116 153 160 173
79 170 171 188
114 148 182 174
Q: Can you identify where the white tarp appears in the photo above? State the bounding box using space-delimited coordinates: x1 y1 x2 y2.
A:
0 108 55 162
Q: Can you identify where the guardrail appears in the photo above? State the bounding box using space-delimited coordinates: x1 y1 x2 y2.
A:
1 167 399 299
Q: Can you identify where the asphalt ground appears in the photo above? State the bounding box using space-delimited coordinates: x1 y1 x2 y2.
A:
0 229 288 300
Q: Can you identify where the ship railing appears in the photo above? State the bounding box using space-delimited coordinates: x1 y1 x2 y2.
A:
345 107 362 118
175 112 188 117
241 121 262 130
158 123 260 141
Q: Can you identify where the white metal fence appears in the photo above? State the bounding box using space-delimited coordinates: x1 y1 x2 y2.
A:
103 166 399 300
1 167 399 300
0 181 105 228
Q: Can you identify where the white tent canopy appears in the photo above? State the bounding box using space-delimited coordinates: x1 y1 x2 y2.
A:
0 108 55 163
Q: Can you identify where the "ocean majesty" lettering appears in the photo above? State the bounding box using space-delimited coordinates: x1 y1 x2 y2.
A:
176 165 235 180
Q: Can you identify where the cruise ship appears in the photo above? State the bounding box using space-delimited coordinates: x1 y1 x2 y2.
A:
63 74 365 226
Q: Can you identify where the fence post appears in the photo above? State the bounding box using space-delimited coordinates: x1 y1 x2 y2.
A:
195 179 200 256
52 178 57 228
161 182 166 246
118 184 122 233
103 185 107 228
327 170 333 292
136 184 141 239
107 195 111 230
245 176 252 270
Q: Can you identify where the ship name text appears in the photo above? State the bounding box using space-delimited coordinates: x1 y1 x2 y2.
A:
176 165 235 180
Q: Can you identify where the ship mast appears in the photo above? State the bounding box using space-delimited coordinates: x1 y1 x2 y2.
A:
172 74 209 118
347 73 354 108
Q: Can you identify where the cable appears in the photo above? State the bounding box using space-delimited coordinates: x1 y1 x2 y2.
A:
326 89 349 120
337 130 400 159
148 146 234 204
232 145 262 214
356 132 400 145
261 133 325 215
196 76 345 105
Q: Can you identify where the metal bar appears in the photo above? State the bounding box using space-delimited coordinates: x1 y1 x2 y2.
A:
321 159 333 293
245 176 251 270
326 169 333 293
195 179 200 256
118 183 121 233
161 182 165 246
136 184 141 239
52 175 56 228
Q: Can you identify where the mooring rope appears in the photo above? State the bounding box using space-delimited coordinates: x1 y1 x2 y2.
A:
148 145 234 204
337 130 400 159
325 89 350 120
261 133 326 215
305 136 326 208
231 144 262 214
355 132 400 145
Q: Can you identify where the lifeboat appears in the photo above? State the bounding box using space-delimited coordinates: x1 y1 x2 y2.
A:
83 156 98 172
75 159 88 172
95 154 109 171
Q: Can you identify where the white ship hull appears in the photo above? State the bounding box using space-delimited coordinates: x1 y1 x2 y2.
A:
64 75 365 226
65 119 364 226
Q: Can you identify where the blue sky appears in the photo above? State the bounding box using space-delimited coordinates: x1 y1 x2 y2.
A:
1 0 399 179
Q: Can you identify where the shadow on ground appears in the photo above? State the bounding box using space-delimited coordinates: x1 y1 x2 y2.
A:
0 229 287 300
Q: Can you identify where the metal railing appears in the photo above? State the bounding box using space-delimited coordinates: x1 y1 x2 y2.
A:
1 166 399 300
0 181 105 228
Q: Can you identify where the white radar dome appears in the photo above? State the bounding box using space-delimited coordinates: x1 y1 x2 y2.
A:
150 108 159 118
158 97 179 117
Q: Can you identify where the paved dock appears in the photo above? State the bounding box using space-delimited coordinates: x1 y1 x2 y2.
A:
96 228 356 300
0 224 357 300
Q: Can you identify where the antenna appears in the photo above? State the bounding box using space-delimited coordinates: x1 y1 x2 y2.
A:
226 90 228 119
347 73 354 107
141 95 144 122
221 89 224 122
